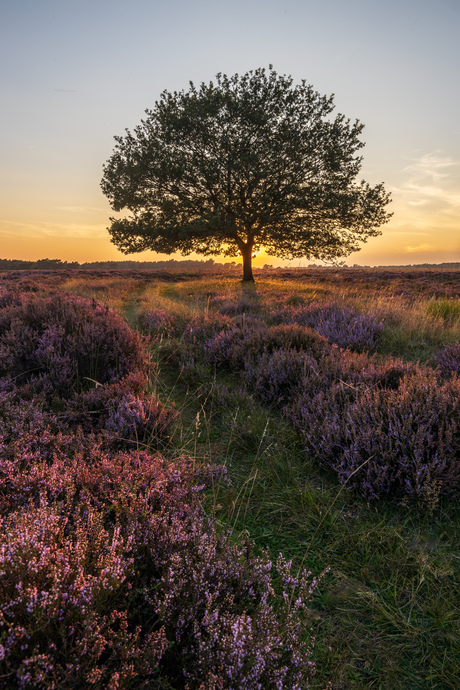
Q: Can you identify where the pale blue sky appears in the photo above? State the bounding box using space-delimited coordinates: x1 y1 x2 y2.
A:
1 0 459 265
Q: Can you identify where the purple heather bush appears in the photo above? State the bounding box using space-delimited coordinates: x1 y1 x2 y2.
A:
204 321 328 372
203 324 245 369
289 369 460 506
303 347 420 399
103 394 174 446
260 324 329 362
67 373 177 449
434 342 460 378
0 288 20 309
0 294 147 396
271 301 383 352
0 368 176 456
0 417 320 688
243 348 318 408
0 389 60 452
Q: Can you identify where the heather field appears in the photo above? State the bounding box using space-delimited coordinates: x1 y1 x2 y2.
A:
1 267 460 689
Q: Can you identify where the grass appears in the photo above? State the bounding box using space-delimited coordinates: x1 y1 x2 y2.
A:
53 269 460 686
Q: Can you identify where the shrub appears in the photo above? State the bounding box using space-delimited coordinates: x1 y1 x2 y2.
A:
204 321 328 373
289 370 460 507
0 388 60 447
243 348 318 408
271 301 383 352
330 348 420 391
0 294 147 396
203 324 248 370
67 374 177 449
0 289 20 309
434 342 460 378
263 324 329 360
0 432 320 688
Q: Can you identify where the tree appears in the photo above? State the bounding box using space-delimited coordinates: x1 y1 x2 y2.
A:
101 66 392 282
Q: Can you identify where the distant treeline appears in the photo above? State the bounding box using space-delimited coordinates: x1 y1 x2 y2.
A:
0 258 238 271
370 263 460 270
1 258 460 271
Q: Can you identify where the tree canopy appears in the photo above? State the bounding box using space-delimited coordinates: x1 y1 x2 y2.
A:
101 66 392 281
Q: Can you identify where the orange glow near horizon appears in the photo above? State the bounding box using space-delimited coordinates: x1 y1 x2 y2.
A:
1 213 460 268
1 149 460 268
2 202 460 267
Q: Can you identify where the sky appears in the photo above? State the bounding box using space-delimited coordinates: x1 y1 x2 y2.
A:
1 0 459 267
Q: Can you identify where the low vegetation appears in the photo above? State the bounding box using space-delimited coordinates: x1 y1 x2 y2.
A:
1 266 459 688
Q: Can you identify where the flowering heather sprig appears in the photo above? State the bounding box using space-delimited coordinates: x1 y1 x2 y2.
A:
0 498 168 688
0 390 59 447
204 324 246 369
103 393 176 447
147 531 319 689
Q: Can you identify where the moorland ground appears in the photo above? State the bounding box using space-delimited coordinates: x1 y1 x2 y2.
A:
1 266 459 689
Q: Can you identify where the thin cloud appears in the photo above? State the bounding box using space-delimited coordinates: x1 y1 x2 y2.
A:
404 243 434 253
402 152 457 184
0 219 107 239
394 152 460 211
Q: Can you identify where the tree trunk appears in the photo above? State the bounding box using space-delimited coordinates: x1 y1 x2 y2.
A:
241 244 254 282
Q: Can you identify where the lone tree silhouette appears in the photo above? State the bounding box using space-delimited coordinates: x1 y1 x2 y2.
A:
101 66 392 281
